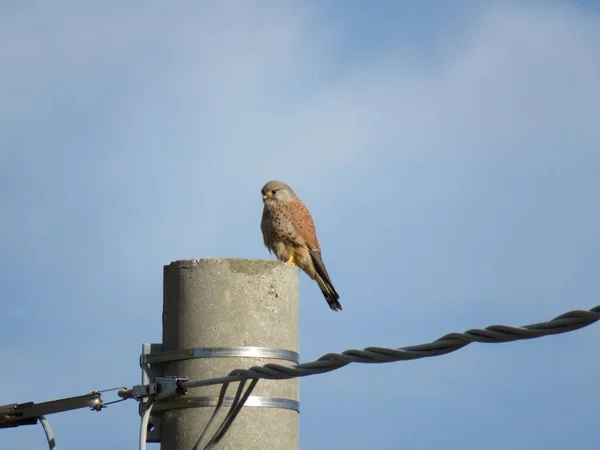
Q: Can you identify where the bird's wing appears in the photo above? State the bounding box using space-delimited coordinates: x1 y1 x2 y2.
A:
260 206 274 251
286 198 342 311
285 198 321 251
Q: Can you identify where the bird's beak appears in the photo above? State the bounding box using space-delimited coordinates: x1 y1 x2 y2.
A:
262 194 268 201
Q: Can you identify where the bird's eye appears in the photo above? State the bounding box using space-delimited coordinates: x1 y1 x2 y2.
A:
270 190 276 196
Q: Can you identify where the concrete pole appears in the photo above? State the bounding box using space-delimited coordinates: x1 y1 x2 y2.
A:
161 258 299 450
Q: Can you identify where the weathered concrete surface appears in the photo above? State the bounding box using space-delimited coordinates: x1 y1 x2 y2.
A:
161 258 299 450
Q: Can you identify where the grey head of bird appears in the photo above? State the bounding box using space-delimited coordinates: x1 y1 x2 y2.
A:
261 180 297 204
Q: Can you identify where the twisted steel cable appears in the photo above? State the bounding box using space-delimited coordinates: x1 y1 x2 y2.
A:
182 305 600 389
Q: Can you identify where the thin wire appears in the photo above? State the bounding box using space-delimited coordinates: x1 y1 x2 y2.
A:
39 416 57 450
139 403 154 450
192 382 231 450
205 378 259 449
98 397 129 408
192 379 260 450
91 386 131 410
97 386 128 393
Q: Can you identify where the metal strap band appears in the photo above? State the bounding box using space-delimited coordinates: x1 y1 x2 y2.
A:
152 395 299 413
141 347 299 365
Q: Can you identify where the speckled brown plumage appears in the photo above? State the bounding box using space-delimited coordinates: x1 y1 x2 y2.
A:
260 180 342 311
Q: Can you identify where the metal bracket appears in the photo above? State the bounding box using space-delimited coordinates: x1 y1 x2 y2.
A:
135 344 190 442
0 393 102 429
133 376 188 402
138 343 163 442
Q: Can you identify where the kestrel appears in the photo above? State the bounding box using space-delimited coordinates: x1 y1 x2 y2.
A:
260 180 342 311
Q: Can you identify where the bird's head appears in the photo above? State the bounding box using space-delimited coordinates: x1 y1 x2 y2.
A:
261 180 296 204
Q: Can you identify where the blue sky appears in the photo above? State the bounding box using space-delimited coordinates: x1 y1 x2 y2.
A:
1 1 599 449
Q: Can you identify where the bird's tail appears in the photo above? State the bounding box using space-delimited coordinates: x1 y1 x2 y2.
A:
309 249 342 311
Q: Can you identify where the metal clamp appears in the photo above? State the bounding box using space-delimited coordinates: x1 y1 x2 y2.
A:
137 343 300 443
132 376 188 402
140 346 300 365
151 395 299 413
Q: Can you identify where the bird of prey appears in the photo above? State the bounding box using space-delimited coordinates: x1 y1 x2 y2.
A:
260 180 342 311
